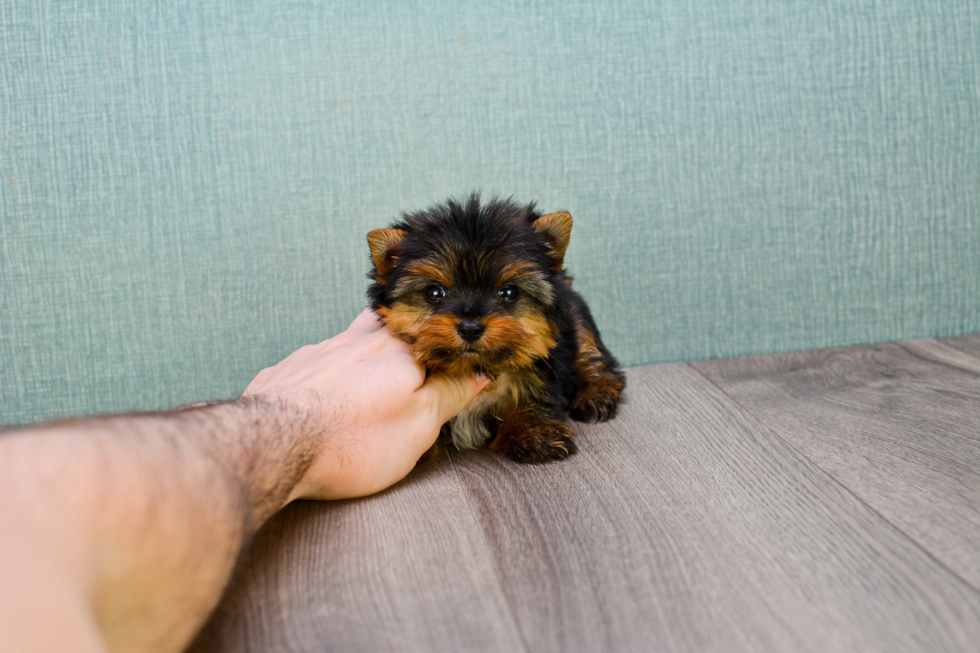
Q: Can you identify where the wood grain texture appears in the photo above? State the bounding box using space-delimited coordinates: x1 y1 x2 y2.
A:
192 337 980 652
189 460 526 653
935 333 980 362
448 363 980 653
899 335 980 375
692 339 980 590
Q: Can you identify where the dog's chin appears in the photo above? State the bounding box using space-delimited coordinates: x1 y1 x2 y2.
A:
458 350 485 372
420 346 512 379
453 350 499 378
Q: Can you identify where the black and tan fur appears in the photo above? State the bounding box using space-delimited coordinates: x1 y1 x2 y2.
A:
367 194 624 464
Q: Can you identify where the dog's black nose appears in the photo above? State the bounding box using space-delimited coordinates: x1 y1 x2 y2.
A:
457 320 486 343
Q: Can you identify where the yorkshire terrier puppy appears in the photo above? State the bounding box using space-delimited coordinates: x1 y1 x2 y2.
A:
367 195 625 464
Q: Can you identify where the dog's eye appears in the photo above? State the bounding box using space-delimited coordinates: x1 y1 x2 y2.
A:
498 284 520 302
424 284 446 304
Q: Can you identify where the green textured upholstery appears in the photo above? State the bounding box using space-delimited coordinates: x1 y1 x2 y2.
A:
2 1 978 426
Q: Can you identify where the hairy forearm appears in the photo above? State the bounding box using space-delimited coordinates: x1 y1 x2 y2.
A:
0 397 324 653
0 311 480 652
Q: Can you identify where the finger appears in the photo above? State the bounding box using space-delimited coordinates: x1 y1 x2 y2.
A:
418 373 490 426
346 308 383 335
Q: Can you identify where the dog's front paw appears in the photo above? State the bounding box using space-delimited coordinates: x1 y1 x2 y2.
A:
505 420 578 464
569 372 625 423
490 414 578 464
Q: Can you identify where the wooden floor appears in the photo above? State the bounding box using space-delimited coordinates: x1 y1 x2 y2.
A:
191 335 980 653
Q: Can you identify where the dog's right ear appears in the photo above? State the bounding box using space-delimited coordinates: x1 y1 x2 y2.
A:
367 228 408 276
532 211 573 269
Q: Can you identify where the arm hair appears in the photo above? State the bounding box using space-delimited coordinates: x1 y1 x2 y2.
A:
0 397 327 653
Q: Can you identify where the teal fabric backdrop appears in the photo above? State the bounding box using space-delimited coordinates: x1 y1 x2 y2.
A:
2 1 978 425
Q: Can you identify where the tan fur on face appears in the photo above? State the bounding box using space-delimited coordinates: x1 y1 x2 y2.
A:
374 303 452 348
403 260 455 288
375 303 556 378
497 261 541 283
495 262 554 305
485 312 557 366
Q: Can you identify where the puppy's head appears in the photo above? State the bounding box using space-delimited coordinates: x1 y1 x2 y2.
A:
366 195 573 378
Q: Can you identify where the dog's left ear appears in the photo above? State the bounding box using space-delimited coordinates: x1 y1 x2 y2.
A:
532 211 573 268
367 228 408 277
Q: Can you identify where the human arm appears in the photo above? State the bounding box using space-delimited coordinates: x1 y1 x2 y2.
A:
0 309 487 653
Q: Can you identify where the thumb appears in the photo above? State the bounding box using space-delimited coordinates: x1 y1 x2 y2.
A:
419 373 490 425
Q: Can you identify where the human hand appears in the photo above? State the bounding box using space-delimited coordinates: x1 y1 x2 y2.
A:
243 309 488 501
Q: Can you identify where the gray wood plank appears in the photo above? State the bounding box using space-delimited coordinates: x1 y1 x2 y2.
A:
934 333 980 363
692 339 980 590
449 363 980 653
190 459 527 653
899 336 980 375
